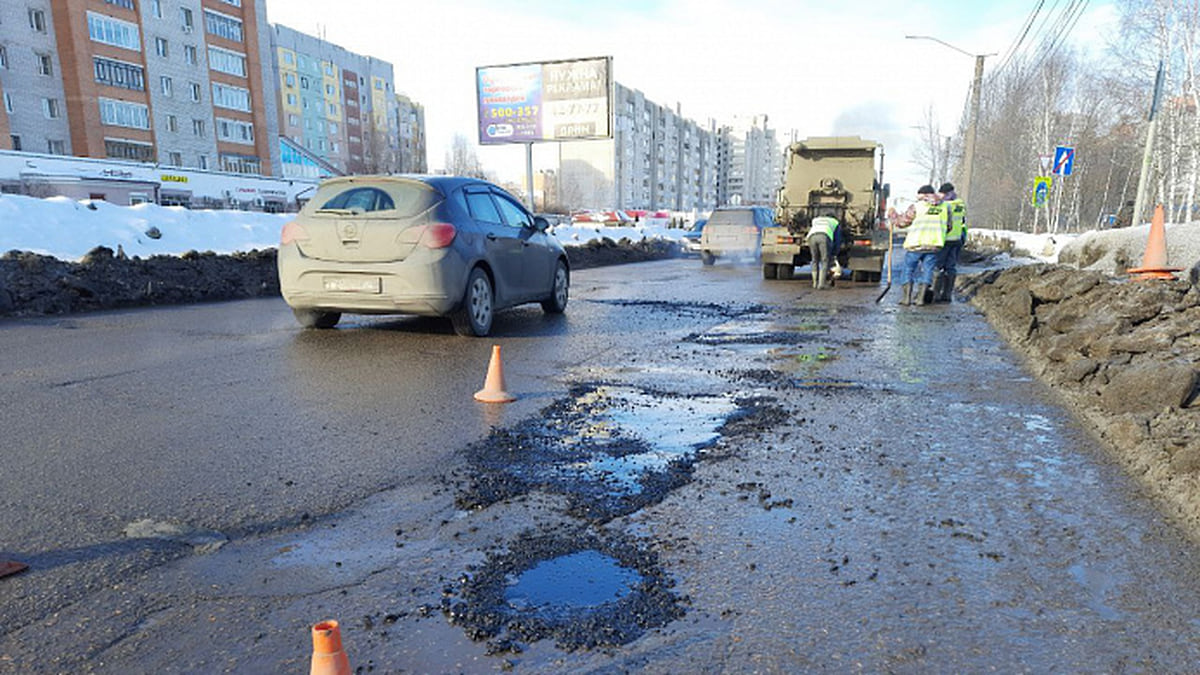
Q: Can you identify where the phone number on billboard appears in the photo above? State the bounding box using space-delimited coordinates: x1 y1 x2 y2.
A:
486 106 539 119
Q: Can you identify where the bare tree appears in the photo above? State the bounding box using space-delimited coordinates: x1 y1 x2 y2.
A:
445 134 487 179
911 105 950 187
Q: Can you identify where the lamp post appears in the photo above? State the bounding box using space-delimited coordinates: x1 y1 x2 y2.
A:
905 35 994 205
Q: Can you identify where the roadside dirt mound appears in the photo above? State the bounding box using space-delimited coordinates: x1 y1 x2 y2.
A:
0 240 680 318
960 264 1200 537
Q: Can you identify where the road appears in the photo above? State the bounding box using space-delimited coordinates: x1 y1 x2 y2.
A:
2 257 1199 672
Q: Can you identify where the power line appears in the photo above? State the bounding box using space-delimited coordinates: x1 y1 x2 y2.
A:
995 0 1047 77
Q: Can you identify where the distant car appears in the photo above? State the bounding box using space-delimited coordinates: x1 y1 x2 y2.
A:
277 175 569 336
682 219 707 255
699 206 774 265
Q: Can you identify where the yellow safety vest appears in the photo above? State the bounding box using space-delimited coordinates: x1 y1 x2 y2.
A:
945 199 966 241
807 216 838 241
904 202 948 251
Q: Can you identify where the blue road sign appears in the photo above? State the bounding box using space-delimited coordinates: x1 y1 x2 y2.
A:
1053 146 1074 176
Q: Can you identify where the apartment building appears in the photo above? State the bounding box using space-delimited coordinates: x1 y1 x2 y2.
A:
0 0 279 176
718 115 782 207
560 83 719 213
395 91 425 174
272 23 415 177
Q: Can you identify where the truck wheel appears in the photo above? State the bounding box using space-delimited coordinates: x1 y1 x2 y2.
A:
778 265 794 280
701 251 716 266
762 263 778 279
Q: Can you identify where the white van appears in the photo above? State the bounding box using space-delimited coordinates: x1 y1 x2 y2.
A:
699 206 775 265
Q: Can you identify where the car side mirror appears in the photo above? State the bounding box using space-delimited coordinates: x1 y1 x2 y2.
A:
533 216 551 232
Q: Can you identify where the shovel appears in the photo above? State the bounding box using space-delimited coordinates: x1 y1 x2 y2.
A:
875 222 894 303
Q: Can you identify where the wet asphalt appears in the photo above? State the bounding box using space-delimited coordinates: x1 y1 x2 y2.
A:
1 256 1199 672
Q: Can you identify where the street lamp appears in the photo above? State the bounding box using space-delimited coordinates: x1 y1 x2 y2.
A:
905 35 995 205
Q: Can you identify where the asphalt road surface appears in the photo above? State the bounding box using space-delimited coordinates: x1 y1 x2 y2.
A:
2 257 1199 672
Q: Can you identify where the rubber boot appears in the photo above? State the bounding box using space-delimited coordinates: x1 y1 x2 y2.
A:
943 272 957 302
915 284 930 306
931 274 945 302
900 283 912 306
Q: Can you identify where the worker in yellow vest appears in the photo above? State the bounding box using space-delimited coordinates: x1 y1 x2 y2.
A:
898 185 948 306
932 182 966 302
806 211 841 289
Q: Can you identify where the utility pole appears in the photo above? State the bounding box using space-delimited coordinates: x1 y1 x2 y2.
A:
905 36 995 204
1132 60 1165 229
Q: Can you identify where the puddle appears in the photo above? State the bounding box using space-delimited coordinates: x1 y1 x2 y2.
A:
444 530 683 653
457 383 740 521
505 550 640 613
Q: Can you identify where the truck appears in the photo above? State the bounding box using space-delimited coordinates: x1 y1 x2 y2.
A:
760 136 889 282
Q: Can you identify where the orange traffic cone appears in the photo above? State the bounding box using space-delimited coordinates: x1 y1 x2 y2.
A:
0 560 28 579
474 344 516 403
1128 204 1182 281
310 620 351 675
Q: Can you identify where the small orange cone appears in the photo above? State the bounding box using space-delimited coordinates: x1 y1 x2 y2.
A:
1128 204 1182 281
310 620 351 675
0 560 28 579
474 344 516 403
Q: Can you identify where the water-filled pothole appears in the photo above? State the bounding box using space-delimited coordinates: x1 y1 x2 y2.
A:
444 530 683 653
456 383 741 521
504 550 640 613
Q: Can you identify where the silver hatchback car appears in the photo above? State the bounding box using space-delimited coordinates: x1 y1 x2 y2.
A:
278 175 569 336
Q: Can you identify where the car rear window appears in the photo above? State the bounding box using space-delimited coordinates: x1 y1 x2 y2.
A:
310 181 439 217
709 210 753 226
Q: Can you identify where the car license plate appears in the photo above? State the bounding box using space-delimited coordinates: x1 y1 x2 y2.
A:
323 276 382 293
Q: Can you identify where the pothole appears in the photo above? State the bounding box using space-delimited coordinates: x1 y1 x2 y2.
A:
443 530 683 653
456 383 740 522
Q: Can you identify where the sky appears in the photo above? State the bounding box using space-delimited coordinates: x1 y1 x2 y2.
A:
264 0 1120 197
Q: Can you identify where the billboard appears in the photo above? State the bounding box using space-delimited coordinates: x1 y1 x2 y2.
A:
476 56 612 145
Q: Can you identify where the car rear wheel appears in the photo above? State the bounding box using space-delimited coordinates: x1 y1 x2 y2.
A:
293 308 341 329
541 260 569 313
701 251 716 266
451 267 494 337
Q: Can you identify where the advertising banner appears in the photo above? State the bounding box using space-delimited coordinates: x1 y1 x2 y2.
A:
477 57 612 145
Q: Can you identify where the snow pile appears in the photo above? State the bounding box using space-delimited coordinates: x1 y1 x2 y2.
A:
1057 222 1200 276
0 193 685 262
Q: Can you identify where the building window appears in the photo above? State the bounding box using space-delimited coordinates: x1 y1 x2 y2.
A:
329 122 338 135
29 9 47 33
184 45 197 65
98 97 150 129
151 0 161 18
105 138 154 162
328 103 338 116
299 76 309 90
282 51 294 65
88 12 140 50
207 46 246 76
286 93 296 106
3 93 13 113
211 82 250 111
192 119 205 137
198 155 208 170
217 117 254 144
166 114 177 132
155 37 169 57
287 113 298 126
168 151 182 166
325 83 334 96
284 73 295 88
93 57 144 90
220 153 261 175
105 0 136 9
0 46 7 69
43 98 60 119
180 8 194 31
10 135 21 151
190 82 201 102
37 54 53 76
204 9 243 42
219 0 241 6
323 63 333 76
160 75 173 96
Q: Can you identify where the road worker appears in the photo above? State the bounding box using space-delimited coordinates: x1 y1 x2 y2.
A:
806 210 841 289
932 182 966 302
898 185 948 306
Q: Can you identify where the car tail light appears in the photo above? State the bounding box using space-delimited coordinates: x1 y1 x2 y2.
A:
416 222 457 248
854 239 871 246
280 221 308 245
